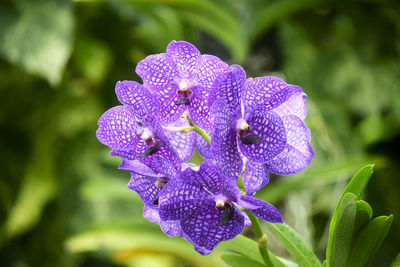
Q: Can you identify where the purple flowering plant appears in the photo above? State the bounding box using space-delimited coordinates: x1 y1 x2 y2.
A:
96 40 315 262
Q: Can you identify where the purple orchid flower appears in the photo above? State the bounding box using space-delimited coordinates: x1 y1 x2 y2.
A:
136 40 229 130
210 65 313 194
158 160 282 255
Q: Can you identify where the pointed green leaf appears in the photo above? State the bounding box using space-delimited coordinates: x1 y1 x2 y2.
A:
326 165 373 266
343 164 373 198
390 253 400 267
347 215 393 267
221 253 266 267
328 193 357 267
266 223 321 267
353 200 373 235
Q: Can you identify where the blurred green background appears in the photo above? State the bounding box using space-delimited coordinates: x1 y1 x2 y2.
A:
0 0 399 266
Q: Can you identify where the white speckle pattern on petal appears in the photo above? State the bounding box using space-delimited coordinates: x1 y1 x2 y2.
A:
266 115 313 175
238 110 287 164
96 106 142 150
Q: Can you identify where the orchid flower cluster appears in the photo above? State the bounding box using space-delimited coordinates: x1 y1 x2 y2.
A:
96 41 313 255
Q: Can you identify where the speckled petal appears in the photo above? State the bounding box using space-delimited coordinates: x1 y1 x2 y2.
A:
180 200 244 255
96 106 142 150
164 118 196 162
143 204 161 224
196 54 229 90
128 173 161 205
238 110 286 164
196 132 213 159
239 196 283 223
242 161 269 196
189 86 213 130
266 115 313 175
211 100 243 179
160 220 182 237
144 205 182 237
196 160 241 201
166 40 201 78
274 86 308 120
243 77 293 113
159 168 211 220
157 91 187 125
115 80 159 118
118 159 162 177
135 53 176 92
208 64 246 115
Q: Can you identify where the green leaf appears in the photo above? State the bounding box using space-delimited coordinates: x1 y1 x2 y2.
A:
353 200 373 235
390 253 400 267
327 193 357 267
220 235 286 267
325 165 374 266
65 224 214 266
0 0 73 86
347 215 393 267
342 164 373 198
3 127 58 241
221 253 266 267
266 223 321 267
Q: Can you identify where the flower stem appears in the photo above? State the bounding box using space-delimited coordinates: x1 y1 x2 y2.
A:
186 117 211 144
245 210 275 267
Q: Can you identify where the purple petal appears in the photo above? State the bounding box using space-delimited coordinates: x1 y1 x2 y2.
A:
159 168 211 220
164 118 196 162
115 80 159 118
166 40 201 78
196 54 229 90
157 91 187 125
239 196 283 223
144 205 182 237
208 64 246 115
160 220 182 237
135 53 176 92
242 161 269 196
238 110 286 164
196 160 241 201
266 115 313 175
274 86 308 120
128 173 161 205
189 88 213 131
119 159 162 177
96 106 142 150
211 100 243 179
196 132 213 159
139 146 181 178
243 77 294 113
180 200 244 255
143 204 161 224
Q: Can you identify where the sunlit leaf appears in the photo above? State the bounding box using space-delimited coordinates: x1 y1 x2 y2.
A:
0 0 73 86
347 215 393 267
266 223 321 267
66 223 214 266
390 253 400 267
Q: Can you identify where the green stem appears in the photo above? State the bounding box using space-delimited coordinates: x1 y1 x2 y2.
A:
245 210 275 267
186 117 211 144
